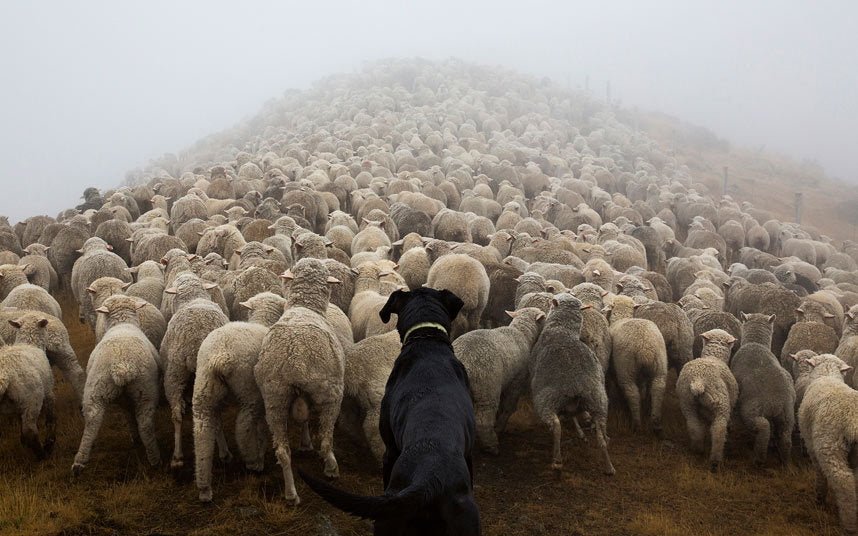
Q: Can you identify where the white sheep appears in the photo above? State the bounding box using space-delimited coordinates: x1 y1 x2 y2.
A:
676 329 738 471
254 258 345 504
193 292 287 502
72 295 161 474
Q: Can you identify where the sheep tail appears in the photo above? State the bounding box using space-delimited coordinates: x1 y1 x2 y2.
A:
690 378 706 397
290 395 310 423
110 361 137 387
297 469 433 520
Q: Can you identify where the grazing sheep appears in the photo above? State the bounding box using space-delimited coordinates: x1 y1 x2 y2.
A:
72 295 161 474
676 329 738 471
530 294 615 475
454 307 546 454
605 295 668 434
193 292 287 502
731 313 795 466
0 314 55 459
427 253 490 339
160 273 229 469
797 353 858 533
254 258 345 504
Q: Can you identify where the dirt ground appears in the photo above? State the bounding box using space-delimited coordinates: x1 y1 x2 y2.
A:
0 296 844 536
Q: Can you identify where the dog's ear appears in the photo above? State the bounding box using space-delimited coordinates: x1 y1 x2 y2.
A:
379 289 409 324
437 289 465 321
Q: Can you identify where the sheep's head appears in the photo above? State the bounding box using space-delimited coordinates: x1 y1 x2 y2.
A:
8 313 50 349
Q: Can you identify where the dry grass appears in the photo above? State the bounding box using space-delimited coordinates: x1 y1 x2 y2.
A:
0 295 844 535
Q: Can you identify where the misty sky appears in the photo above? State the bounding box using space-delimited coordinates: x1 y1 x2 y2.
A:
1 1 855 223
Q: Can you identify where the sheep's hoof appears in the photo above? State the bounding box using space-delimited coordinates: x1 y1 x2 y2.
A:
246 462 264 474
44 437 56 455
603 465 616 476
284 494 301 506
170 458 184 470
709 461 720 473
323 464 340 479
199 488 213 503
219 451 234 464
71 463 85 477
551 461 563 474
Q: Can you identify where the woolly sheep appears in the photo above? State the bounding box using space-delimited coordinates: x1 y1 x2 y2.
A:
530 294 615 475
427 253 490 339
160 273 229 469
605 295 668 434
676 329 738 471
71 237 132 326
454 307 546 454
254 258 345 504
731 312 795 466
72 295 161 475
193 292 287 502
1 284 62 319
0 314 55 459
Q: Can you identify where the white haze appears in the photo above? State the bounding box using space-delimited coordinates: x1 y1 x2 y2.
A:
0 0 855 222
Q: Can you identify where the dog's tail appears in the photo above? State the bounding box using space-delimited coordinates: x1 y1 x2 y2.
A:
297 469 432 520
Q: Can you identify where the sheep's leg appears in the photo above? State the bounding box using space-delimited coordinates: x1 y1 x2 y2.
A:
121 402 142 446
361 408 385 466
19 407 45 460
571 417 587 441
298 421 314 452
810 455 827 504
618 377 642 430
595 418 616 475
315 399 341 478
495 377 525 435
43 393 56 455
234 404 265 472
474 402 500 455
775 422 792 466
134 388 160 468
819 451 857 534
546 413 563 472
749 416 771 466
649 374 666 436
73 403 106 475
263 392 299 504
709 414 729 472
680 404 706 454
164 361 190 469
51 351 86 405
214 414 233 464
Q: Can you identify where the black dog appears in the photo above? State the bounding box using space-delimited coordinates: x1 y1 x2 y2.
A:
299 287 481 535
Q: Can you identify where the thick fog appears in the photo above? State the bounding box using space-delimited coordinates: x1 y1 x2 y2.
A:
1 0 855 222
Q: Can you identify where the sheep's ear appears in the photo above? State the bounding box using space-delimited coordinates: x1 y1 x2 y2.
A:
160 257 169 266
739 311 748 322
600 290 609 297
513 276 521 283
536 311 546 322
795 307 804 314
633 303 641 309
823 312 835 318
37 318 49 328
234 248 243 256
615 282 624 291
546 285 556 293
848 311 857 320
164 287 178 295
239 301 252 310
197 231 206 236
790 353 800 362
280 270 294 281
135 300 148 310
726 335 737 344
701 332 711 341
186 254 199 261
350 267 360 276
264 245 276 253
580 304 592 310
95 306 109 314
505 310 517 319
391 239 404 247
841 364 853 374
767 314 776 323
203 282 219 290
7 319 21 329
807 356 821 368
551 298 559 308
294 242 303 250
121 281 132 290
106 244 114 251
326 276 341 285
379 289 409 324
86 286 96 294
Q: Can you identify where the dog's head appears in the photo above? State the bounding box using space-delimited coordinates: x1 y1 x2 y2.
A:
379 287 464 341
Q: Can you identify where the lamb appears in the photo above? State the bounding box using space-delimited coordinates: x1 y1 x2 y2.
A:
604 295 668 434
676 329 738 471
453 307 546 454
427 253 490 339
160 272 229 469
193 292 287 502
796 353 858 533
730 312 795 466
71 295 161 475
254 258 345 504
0 314 55 459
529 294 615 475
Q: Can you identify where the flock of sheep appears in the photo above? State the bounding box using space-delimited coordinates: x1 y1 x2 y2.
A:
2 58 858 533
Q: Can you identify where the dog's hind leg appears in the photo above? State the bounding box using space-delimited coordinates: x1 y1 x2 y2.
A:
442 495 481 536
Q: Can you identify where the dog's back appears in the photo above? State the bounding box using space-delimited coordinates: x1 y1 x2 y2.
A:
299 288 481 535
